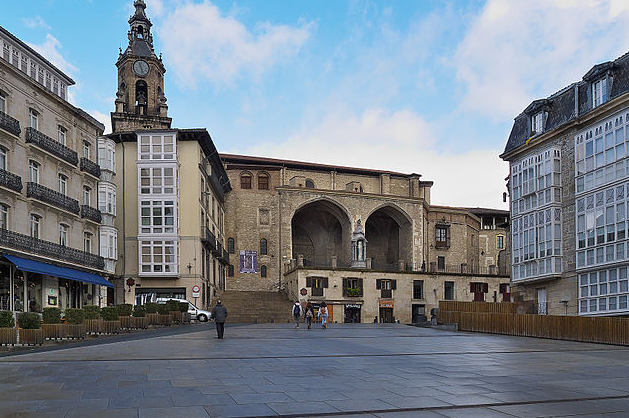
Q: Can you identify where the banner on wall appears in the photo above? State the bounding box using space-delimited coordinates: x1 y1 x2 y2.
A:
240 251 257 273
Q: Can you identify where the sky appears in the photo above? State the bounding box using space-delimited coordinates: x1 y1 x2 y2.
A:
4 0 629 209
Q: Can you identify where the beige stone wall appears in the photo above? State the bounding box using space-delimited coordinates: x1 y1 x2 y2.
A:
426 209 481 269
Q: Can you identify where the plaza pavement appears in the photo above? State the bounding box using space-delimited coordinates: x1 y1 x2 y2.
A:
0 323 629 417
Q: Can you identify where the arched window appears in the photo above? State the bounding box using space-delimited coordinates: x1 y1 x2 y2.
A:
260 265 267 278
240 172 252 189
258 172 269 190
227 237 235 254
260 238 267 255
305 179 315 189
228 265 234 277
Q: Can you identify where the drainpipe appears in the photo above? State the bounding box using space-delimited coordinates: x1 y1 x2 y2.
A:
120 135 126 305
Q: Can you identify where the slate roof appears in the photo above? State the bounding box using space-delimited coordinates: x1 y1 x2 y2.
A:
502 51 629 157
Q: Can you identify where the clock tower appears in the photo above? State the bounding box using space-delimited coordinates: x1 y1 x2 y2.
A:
111 0 172 133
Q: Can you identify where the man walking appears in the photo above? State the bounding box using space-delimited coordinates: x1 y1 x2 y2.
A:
211 300 228 339
292 301 302 329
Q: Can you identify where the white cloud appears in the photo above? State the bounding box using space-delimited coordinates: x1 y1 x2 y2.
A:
88 110 112 135
155 1 314 87
27 34 78 77
237 108 508 209
22 16 51 30
455 0 629 119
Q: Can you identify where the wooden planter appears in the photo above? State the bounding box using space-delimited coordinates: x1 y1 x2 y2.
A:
146 313 160 326
85 319 102 334
0 327 17 345
158 314 172 326
131 316 148 329
170 311 182 323
43 323 66 340
19 329 43 346
64 324 86 339
101 320 121 334
119 316 132 329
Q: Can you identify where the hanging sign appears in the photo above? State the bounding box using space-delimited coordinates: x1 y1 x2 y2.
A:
240 251 257 273
379 300 394 308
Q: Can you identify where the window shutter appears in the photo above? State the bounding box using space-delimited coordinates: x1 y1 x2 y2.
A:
322 278 329 288
342 278 348 297
306 277 312 287
391 280 397 290
376 279 381 290
470 283 475 293
358 278 363 295
483 283 489 293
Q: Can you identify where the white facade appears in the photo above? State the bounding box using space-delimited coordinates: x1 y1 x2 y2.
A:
98 137 117 274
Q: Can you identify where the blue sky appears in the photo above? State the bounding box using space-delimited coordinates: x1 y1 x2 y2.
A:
4 0 629 209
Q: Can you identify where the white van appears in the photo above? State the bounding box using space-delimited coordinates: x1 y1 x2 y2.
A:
155 298 212 322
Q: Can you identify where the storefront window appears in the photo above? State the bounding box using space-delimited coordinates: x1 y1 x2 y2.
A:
27 274 42 312
14 270 25 311
0 264 10 311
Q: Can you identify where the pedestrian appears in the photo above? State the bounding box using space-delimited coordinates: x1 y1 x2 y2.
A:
211 299 228 339
305 302 314 329
292 301 302 328
318 302 329 329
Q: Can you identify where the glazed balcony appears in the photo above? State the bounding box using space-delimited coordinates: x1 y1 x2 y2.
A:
0 111 21 137
27 182 80 214
0 168 22 192
26 127 78 166
80 157 101 178
80 205 102 223
0 228 104 270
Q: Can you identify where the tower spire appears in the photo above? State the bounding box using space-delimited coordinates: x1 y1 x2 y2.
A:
125 0 155 56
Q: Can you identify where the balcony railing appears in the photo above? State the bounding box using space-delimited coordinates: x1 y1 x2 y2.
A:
381 289 392 298
27 182 79 214
212 240 223 257
26 127 78 166
80 157 101 178
0 111 20 137
0 168 22 192
201 227 217 251
0 228 104 270
221 249 230 265
311 287 324 297
80 205 102 223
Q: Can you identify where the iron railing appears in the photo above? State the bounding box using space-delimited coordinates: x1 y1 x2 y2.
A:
27 182 79 214
0 168 22 192
381 289 392 298
201 227 217 252
221 249 230 265
26 127 78 166
80 157 101 178
80 205 102 223
0 111 20 137
0 228 104 270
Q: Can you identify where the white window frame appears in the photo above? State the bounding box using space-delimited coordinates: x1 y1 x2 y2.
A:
98 183 116 215
139 199 176 234
57 125 66 146
532 112 543 135
83 141 90 159
139 239 179 275
58 174 67 195
138 133 176 160
84 232 92 253
29 160 39 183
100 228 118 260
0 204 7 230
83 186 91 206
0 94 5 114
139 165 176 195
0 147 6 171
59 224 68 246
28 108 38 130
593 78 607 108
497 235 505 250
30 214 40 239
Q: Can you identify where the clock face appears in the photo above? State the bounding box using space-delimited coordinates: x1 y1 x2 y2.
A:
133 60 150 76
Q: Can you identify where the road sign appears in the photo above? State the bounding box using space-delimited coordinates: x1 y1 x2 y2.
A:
192 285 201 298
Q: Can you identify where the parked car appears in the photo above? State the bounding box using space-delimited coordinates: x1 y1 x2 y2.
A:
155 298 212 322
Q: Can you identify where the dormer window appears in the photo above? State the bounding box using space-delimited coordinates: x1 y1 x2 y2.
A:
531 112 543 135
593 78 607 108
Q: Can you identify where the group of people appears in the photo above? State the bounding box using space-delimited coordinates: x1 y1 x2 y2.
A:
292 301 329 329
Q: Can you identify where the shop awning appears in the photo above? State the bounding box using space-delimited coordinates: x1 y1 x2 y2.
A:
2 254 114 288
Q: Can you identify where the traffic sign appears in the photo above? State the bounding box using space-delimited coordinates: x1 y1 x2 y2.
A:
192 285 201 298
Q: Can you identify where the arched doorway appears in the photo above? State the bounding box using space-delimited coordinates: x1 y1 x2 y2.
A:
291 200 352 267
366 205 412 270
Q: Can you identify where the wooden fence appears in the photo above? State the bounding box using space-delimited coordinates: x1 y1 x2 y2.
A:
438 302 629 346
439 301 517 314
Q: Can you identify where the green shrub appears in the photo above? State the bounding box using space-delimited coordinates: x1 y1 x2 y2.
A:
64 308 84 324
83 305 100 319
178 302 189 312
0 311 15 328
165 300 180 312
100 306 119 321
18 312 41 329
145 303 159 314
132 305 146 317
156 303 169 315
42 307 61 324
116 304 133 317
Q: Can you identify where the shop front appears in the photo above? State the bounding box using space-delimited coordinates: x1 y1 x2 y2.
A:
344 304 362 323
379 300 394 323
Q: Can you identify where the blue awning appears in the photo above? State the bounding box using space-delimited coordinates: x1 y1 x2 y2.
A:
3 254 114 288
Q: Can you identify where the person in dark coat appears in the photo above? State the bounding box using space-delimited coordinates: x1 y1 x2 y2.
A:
211 300 228 339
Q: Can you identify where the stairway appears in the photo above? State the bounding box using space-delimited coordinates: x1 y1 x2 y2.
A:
216 291 296 323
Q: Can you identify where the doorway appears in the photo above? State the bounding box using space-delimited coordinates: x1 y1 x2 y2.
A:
344 305 361 323
537 288 547 315
411 304 426 323
379 307 394 323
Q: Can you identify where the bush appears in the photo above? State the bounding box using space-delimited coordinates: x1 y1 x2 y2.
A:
116 304 133 317
64 308 84 324
132 305 146 317
165 300 180 312
0 311 15 328
145 303 159 314
42 307 61 324
100 307 119 321
156 303 169 315
178 302 189 312
18 312 41 329
83 305 100 319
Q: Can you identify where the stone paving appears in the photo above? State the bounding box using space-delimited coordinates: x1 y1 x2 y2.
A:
0 323 629 417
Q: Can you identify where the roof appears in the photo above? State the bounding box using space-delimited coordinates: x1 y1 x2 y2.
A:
220 153 423 178
460 207 510 217
502 51 629 157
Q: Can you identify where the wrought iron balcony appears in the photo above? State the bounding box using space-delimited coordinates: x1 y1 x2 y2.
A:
80 205 102 223
0 111 20 137
26 127 78 166
80 157 101 178
0 228 104 270
27 182 80 214
201 227 217 251
212 240 223 257
220 249 230 265
0 168 22 192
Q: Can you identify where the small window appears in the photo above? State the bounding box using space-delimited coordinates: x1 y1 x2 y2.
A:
0 147 6 171
83 141 90 159
437 256 445 270
30 214 40 238
0 93 6 114
497 235 505 250
435 226 449 247
413 280 424 300
228 265 234 277
0 204 8 229
444 281 454 300
84 232 93 253
593 78 607 108
58 174 68 195
260 265 267 278
260 238 267 255
227 238 235 254
240 172 252 189
57 126 66 146
29 108 38 130
305 179 315 189
531 112 543 134
28 160 39 183
258 173 269 190
59 224 68 246
83 186 91 206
